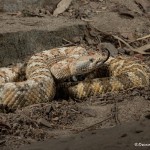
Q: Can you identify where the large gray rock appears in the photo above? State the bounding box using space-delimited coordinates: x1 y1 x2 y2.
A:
0 15 86 66
0 0 60 12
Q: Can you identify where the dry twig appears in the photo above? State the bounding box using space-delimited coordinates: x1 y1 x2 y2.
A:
113 35 150 54
135 34 150 41
111 99 120 125
75 115 113 133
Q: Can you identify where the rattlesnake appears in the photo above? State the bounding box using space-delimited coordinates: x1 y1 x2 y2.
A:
0 46 107 110
0 46 149 110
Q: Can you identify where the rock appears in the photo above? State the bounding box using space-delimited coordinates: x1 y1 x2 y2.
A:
45 105 53 115
79 108 97 117
118 48 126 54
37 118 52 128
0 0 61 12
0 14 85 67
0 140 6 146
101 42 118 57
131 91 139 96
52 117 59 121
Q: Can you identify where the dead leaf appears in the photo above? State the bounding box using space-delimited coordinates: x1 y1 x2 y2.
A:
53 0 73 16
90 2 99 9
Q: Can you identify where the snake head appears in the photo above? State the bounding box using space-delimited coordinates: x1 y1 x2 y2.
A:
89 48 110 69
70 50 110 76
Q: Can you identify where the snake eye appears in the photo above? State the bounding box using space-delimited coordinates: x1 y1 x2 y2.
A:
89 58 94 62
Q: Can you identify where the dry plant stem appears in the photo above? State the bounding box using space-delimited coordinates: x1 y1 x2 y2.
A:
57 38 77 48
89 25 149 54
76 115 113 133
135 44 150 54
62 43 77 47
81 18 93 22
135 34 150 41
62 38 76 45
113 35 150 54
118 39 122 48
111 99 120 125
62 38 78 47
113 35 134 50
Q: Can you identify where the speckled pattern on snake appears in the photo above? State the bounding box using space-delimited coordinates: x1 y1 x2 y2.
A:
0 46 149 110
0 46 107 110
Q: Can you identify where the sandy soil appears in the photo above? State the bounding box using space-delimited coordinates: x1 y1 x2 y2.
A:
0 0 150 150
20 119 150 150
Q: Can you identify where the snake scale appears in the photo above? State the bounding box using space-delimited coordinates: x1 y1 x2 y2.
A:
0 46 149 110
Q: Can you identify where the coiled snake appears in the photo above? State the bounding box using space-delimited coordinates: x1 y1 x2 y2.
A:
0 46 108 110
0 46 149 110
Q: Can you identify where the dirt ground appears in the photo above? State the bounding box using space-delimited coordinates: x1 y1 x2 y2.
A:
20 119 150 150
0 0 150 150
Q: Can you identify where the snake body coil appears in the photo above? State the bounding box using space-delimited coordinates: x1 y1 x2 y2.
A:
67 56 149 99
0 46 149 109
0 46 106 109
